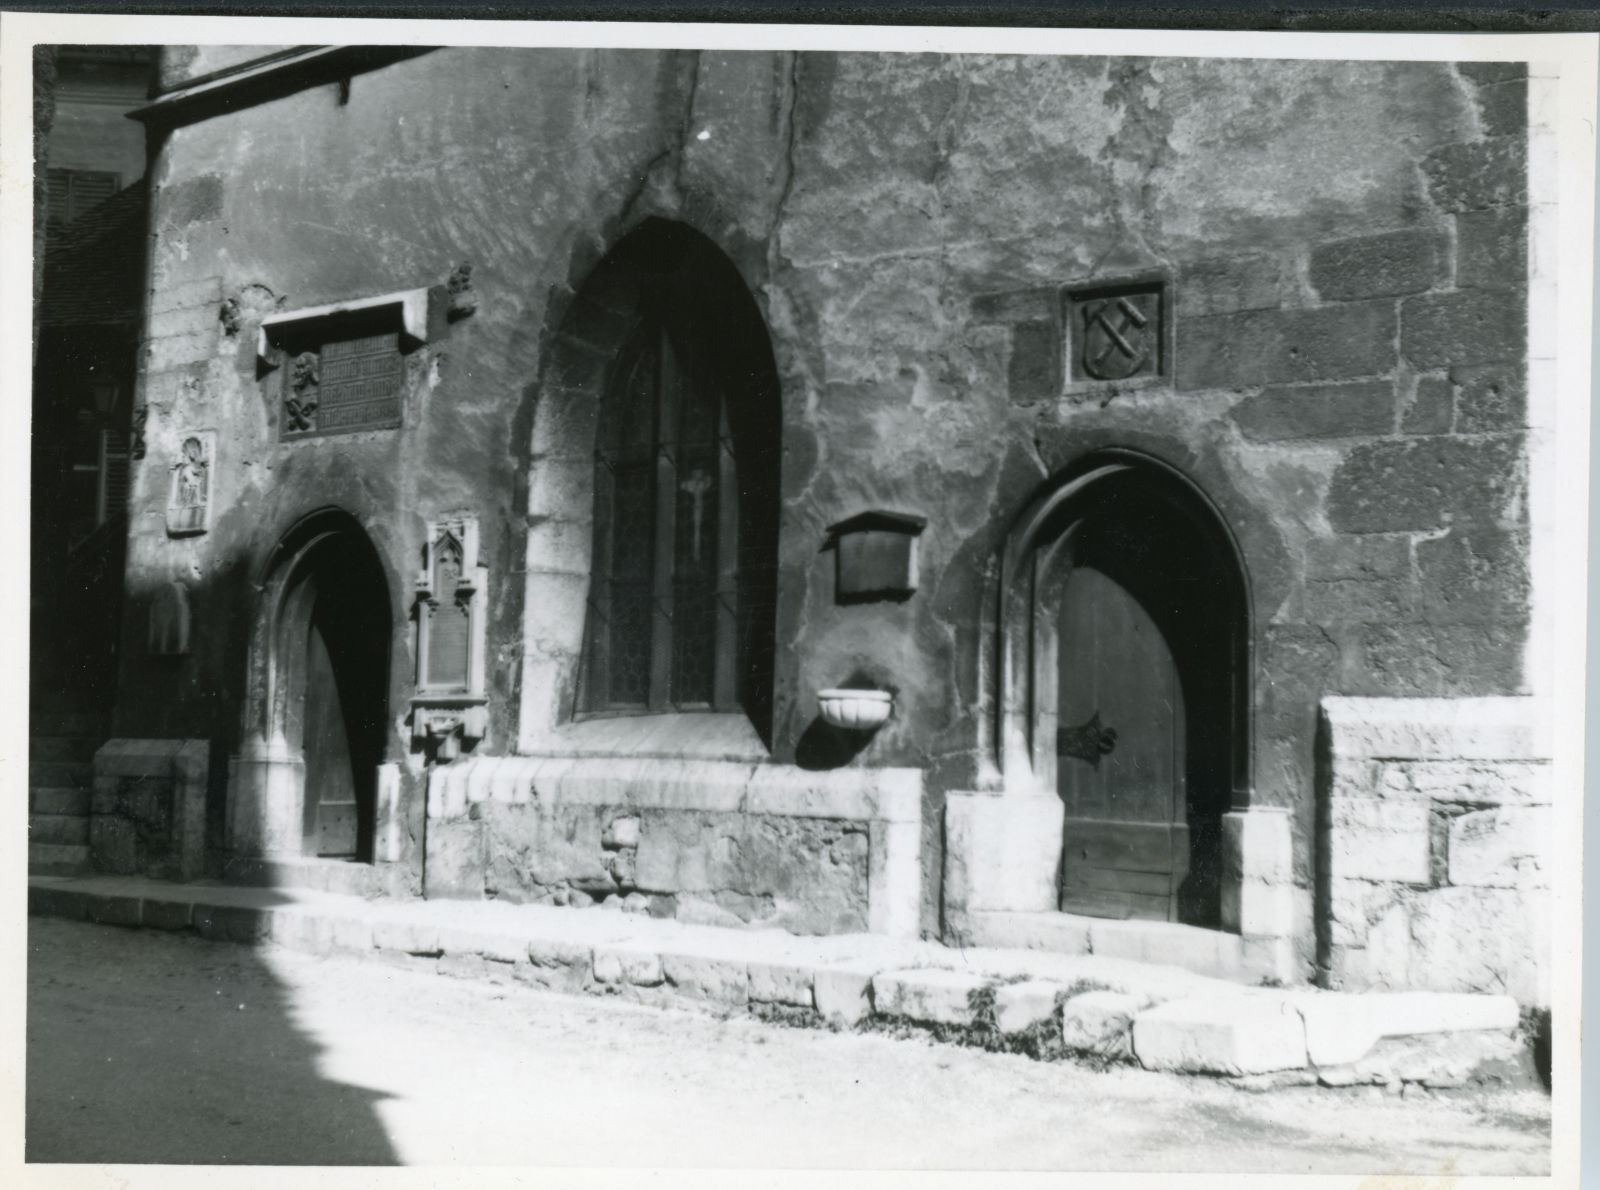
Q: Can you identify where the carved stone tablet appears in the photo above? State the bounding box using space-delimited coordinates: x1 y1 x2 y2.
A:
283 331 403 438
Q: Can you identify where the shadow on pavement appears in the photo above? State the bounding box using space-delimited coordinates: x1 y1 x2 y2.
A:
27 914 399 1164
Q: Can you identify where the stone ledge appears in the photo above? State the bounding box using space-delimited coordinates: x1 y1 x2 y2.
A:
427 754 922 824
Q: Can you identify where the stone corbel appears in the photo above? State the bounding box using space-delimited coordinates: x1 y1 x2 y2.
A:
412 699 488 762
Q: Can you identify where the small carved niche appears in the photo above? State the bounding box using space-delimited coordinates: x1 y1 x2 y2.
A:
412 515 489 760
165 431 215 537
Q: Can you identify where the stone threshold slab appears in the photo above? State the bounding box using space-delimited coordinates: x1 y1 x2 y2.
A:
28 874 1529 1088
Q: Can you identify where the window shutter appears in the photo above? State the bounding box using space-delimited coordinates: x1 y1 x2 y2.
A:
98 428 131 524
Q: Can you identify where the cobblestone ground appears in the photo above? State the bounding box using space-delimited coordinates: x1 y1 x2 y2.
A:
26 917 1551 1172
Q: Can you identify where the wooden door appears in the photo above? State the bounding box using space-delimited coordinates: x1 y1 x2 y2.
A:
1056 564 1188 921
302 617 359 858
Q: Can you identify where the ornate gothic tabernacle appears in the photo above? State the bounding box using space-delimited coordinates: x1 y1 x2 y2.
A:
412 514 488 759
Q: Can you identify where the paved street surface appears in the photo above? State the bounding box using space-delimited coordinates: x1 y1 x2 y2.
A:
26 917 1550 1172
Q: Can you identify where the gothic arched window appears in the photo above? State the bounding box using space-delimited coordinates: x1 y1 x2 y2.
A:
582 306 743 713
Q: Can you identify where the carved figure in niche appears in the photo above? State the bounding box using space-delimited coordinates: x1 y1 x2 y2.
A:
286 350 320 433
176 438 206 507
165 433 213 536
446 262 477 321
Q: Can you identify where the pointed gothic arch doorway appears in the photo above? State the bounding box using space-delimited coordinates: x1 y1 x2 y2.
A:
1000 452 1250 928
229 510 393 864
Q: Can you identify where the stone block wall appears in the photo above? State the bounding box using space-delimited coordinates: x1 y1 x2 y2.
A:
90 739 209 881
423 756 922 937
1318 697 1552 1006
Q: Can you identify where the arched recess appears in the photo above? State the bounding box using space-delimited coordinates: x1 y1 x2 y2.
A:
521 217 782 749
997 450 1252 927
229 508 393 862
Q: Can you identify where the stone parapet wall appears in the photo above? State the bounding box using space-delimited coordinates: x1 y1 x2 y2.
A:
424 756 921 938
90 739 209 881
1318 696 1552 1005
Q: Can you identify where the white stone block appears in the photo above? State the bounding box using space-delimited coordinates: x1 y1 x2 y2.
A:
593 946 663 987
374 763 403 863
662 953 749 1005
603 814 641 848
872 968 990 1027
1448 806 1551 888
992 980 1061 1035
1132 996 1308 1076
748 962 814 1008
1322 696 1552 764
466 757 502 804
1221 807 1293 883
745 765 922 823
1060 990 1143 1053
1380 760 1552 807
943 794 1062 916
1283 994 1382 1067
1327 797 1431 884
867 819 921 939
1221 878 1296 938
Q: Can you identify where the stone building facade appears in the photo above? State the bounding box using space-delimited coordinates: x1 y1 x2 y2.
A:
87 46 1556 1005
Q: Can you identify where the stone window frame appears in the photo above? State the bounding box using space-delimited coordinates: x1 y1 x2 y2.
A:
517 218 783 755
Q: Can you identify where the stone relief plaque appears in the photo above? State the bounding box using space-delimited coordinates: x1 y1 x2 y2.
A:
165 431 214 537
1064 278 1168 387
282 331 404 439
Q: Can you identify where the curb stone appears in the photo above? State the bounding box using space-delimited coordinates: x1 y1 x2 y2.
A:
27 875 1540 1091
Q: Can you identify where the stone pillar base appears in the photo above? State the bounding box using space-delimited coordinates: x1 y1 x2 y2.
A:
226 737 305 858
943 793 1063 937
1221 806 1295 936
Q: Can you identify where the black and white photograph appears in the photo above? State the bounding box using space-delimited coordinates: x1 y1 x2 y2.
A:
2 11 1593 1185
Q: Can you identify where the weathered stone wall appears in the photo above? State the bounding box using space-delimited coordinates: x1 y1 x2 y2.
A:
421 756 921 936
1319 697 1552 1006
117 49 1531 936
90 739 208 882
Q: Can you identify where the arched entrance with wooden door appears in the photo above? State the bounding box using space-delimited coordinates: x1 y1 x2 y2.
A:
229 509 393 864
998 451 1250 929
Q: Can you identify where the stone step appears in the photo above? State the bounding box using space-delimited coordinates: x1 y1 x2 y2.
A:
28 759 94 790
30 813 90 846
965 909 1285 984
28 735 104 762
30 786 90 817
29 844 91 876
26 872 1541 1093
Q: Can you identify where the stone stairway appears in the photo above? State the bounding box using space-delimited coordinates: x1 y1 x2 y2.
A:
29 704 106 875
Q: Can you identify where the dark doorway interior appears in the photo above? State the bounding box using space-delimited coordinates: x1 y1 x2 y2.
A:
287 532 390 863
1054 479 1243 928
